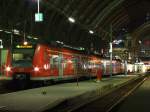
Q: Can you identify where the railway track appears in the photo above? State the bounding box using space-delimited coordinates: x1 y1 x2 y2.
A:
71 75 147 112
46 75 148 112
0 82 21 94
0 87 14 94
0 77 95 94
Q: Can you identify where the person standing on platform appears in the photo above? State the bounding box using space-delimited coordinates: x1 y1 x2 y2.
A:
96 66 102 82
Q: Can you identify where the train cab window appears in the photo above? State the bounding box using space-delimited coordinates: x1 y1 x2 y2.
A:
13 53 24 60
12 49 34 61
12 49 34 67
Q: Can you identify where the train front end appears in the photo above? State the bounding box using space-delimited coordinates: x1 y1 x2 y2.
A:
4 44 36 87
11 44 35 82
0 43 35 87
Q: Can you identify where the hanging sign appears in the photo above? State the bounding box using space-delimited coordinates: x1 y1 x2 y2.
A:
35 13 43 22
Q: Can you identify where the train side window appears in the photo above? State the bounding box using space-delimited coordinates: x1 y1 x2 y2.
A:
50 55 59 69
62 55 77 69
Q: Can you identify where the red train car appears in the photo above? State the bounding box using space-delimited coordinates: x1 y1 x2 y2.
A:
0 43 102 83
0 43 124 85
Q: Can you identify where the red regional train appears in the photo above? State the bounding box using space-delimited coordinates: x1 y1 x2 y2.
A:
0 43 124 86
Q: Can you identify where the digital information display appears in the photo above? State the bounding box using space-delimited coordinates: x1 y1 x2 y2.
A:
16 45 33 49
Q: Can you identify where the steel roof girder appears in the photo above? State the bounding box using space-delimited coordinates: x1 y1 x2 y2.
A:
91 0 125 28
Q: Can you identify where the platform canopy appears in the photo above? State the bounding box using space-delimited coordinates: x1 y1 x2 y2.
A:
0 0 149 52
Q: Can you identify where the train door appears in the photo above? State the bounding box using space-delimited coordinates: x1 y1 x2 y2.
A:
50 52 59 77
62 53 76 77
0 49 9 76
49 51 63 78
58 53 63 78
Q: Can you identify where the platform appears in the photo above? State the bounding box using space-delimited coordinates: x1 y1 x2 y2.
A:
114 74 150 112
0 74 140 112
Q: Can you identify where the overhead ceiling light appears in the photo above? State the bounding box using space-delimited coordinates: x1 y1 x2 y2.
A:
34 37 38 40
27 36 32 39
113 39 123 45
13 29 20 35
56 41 61 43
60 42 64 44
68 17 75 23
4 31 12 34
89 30 94 34
56 41 64 44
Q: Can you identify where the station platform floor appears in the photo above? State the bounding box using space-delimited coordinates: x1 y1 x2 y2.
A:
0 74 141 112
113 74 150 112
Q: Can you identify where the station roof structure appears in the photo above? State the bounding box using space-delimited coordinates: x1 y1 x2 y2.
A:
0 0 149 58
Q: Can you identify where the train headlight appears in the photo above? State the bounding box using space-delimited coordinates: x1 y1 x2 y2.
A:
5 66 11 72
34 67 39 72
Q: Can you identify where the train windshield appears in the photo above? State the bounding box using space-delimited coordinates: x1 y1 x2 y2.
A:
12 49 34 67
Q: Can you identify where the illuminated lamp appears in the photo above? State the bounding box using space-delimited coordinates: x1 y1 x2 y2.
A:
5 66 11 72
89 30 94 34
34 67 39 72
68 17 75 23
23 41 28 45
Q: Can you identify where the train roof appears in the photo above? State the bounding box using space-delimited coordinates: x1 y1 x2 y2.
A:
140 57 150 61
39 42 103 58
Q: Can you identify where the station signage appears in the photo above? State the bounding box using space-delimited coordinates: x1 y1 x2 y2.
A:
35 13 43 22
